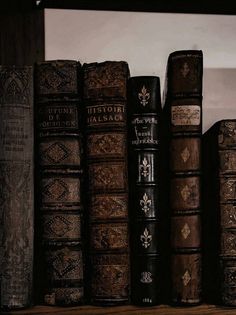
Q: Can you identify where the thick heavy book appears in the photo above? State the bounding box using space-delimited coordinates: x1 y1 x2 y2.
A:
0 66 34 310
203 120 236 306
83 61 130 305
35 60 84 306
127 76 161 305
163 50 203 305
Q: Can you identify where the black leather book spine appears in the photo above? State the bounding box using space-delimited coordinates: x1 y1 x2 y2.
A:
128 76 161 306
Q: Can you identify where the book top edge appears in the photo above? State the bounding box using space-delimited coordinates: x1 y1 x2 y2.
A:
83 60 129 68
36 60 79 65
168 50 203 59
0 65 33 70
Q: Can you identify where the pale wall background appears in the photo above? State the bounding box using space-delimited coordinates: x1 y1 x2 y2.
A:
45 9 236 132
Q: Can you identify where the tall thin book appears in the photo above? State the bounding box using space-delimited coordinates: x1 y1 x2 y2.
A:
203 120 236 306
127 76 162 305
163 50 203 305
0 66 34 310
83 61 130 305
35 60 84 306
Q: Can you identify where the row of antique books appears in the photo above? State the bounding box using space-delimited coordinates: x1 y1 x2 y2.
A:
0 50 236 311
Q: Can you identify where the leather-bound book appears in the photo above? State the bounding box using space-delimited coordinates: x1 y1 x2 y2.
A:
0 66 34 310
35 60 84 306
163 50 203 305
83 61 130 305
127 76 161 305
203 120 236 306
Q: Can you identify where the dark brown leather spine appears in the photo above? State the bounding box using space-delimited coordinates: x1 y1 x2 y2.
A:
219 122 236 306
83 61 130 305
163 50 203 305
203 120 236 305
35 60 84 306
127 76 161 306
0 66 34 310
171 253 201 304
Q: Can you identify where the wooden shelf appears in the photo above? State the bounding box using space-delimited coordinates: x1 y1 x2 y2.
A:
4 304 236 315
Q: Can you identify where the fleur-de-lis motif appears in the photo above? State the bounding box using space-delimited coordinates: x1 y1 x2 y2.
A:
180 62 190 78
140 271 153 283
140 228 152 248
139 157 150 177
140 193 152 214
138 85 150 106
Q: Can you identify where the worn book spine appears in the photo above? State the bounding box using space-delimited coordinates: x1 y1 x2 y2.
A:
83 61 130 305
35 60 84 306
203 120 236 306
163 50 203 305
127 76 161 306
0 66 34 310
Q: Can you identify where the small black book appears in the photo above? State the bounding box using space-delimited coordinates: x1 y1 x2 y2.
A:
127 76 162 306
